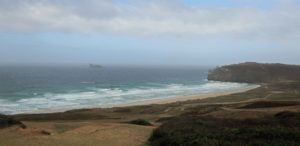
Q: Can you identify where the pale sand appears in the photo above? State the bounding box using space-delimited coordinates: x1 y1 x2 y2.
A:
117 85 260 107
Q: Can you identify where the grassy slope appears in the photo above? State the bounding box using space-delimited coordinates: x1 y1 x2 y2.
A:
149 82 300 146
150 112 300 146
0 121 154 146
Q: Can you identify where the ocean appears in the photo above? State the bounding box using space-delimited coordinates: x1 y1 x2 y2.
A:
0 66 257 115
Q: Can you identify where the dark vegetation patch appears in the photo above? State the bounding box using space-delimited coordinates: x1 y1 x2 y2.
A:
65 108 93 113
149 112 300 146
239 101 300 109
139 105 169 114
181 106 220 116
274 111 300 120
127 119 153 126
113 108 132 113
13 112 108 121
0 114 26 129
156 117 175 123
41 130 51 135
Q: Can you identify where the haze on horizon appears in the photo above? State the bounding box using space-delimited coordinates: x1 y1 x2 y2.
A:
0 0 300 66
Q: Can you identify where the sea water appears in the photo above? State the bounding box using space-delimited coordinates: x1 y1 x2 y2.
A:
0 66 257 114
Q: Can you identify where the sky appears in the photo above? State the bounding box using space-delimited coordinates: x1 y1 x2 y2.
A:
0 0 300 66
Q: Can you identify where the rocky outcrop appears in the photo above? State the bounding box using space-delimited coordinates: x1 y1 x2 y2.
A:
208 62 300 83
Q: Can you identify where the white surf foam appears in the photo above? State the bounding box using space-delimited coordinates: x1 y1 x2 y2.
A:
0 81 259 115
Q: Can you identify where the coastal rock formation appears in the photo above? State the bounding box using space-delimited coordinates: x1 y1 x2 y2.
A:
207 62 300 83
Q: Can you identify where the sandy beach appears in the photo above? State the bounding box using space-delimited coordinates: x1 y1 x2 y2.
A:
117 85 259 107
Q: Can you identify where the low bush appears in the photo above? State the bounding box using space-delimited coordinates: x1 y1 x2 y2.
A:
128 119 152 126
150 113 300 146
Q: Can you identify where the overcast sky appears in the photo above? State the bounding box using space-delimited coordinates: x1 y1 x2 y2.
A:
0 0 299 66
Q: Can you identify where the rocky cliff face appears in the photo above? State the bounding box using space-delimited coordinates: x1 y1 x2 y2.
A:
208 62 300 83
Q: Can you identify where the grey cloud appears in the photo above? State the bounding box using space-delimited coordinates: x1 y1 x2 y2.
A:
0 0 299 40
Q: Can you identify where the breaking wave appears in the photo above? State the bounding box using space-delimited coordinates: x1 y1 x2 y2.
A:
0 81 258 114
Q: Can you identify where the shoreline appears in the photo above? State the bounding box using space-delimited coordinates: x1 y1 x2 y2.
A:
116 85 259 107
10 85 259 115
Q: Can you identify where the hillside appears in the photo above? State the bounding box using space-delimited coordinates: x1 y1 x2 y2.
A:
207 62 300 83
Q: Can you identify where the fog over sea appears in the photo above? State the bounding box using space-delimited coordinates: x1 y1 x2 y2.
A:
0 66 258 114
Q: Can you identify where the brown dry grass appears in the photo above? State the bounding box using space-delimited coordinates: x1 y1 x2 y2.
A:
0 121 155 146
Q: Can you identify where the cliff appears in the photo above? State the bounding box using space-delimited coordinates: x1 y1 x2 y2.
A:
207 62 300 83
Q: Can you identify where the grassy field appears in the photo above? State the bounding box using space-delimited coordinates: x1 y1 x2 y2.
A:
0 121 155 146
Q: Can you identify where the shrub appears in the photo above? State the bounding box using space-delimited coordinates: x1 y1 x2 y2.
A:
149 114 300 146
128 119 152 126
